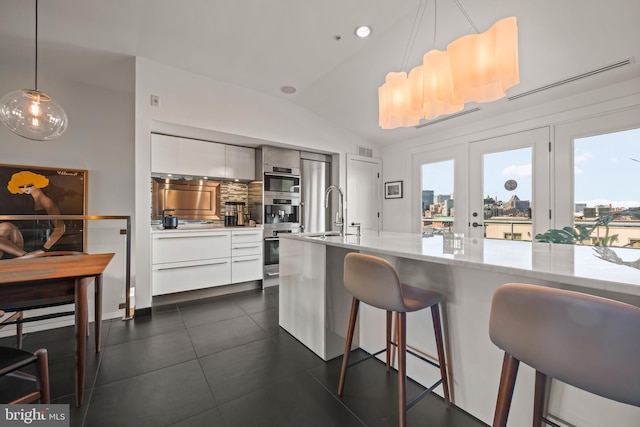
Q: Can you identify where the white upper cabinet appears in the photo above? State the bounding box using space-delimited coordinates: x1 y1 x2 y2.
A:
151 134 254 180
225 145 255 181
151 134 225 178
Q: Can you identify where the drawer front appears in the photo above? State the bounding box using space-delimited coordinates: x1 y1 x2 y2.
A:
153 232 230 264
231 254 263 283
231 230 263 244
152 259 231 295
231 242 262 257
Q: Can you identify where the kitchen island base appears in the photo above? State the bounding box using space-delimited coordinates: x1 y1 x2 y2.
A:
279 234 640 427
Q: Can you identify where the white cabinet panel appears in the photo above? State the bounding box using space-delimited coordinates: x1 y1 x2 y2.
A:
151 134 225 178
152 231 230 264
231 242 262 257
231 255 263 283
225 145 255 181
230 229 263 283
230 230 263 244
152 259 231 295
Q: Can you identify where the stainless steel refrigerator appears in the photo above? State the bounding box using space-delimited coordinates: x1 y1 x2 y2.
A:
300 153 332 234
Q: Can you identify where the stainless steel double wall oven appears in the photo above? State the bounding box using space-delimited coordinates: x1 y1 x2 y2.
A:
260 149 302 287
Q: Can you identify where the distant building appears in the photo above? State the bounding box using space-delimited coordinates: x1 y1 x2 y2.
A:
434 194 451 205
422 190 434 213
443 199 454 216
575 203 587 213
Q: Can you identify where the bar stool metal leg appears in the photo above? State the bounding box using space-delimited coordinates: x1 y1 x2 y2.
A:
397 312 407 427
386 311 392 372
431 304 451 405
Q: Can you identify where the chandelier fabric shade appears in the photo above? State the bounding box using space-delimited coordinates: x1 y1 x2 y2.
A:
409 49 463 120
379 16 519 130
448 16 519 104
379 72 421 129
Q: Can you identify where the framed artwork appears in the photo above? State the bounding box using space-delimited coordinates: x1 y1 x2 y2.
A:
0 164 87 258
384 181 403 199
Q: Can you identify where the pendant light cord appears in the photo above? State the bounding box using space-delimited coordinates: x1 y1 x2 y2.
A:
35 0 38 91
432 0 437 49
452 0 479 33
400 0 479 70
400 0 429 70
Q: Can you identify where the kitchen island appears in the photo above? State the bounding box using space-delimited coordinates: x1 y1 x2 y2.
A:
279 231 640 427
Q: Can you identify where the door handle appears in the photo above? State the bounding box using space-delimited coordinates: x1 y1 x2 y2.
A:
471 222 483 228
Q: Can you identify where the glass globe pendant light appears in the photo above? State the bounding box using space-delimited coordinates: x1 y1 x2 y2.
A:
0 0 68 141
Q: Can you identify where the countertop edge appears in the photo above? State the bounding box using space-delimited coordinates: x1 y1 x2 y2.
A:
281 232 640 297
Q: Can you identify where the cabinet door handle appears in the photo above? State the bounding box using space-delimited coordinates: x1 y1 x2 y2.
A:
233 233 261 236
156 234 227 239
156 261 228 270
233 258 259 263
265 272 280 277
233 246 260 250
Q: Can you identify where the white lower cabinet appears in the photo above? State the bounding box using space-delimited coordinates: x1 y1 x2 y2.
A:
152 230 232 296
152 228 264 296
153 258 231 295
231 255 262 283
231 230 263 283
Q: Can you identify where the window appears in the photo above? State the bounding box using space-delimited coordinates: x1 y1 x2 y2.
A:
421 160 455 234
482 147 534 241
574 128 640 247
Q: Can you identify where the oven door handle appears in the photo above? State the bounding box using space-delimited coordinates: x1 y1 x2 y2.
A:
264 172 300 179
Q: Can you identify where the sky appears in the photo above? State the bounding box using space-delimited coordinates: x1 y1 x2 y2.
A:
574 128 640 208
421 127 640 208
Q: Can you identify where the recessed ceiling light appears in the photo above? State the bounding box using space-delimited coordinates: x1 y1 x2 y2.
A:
280 86 297 94
354 25 372 38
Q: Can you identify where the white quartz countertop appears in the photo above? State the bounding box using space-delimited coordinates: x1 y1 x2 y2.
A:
151 224 263 233
281 231 640 297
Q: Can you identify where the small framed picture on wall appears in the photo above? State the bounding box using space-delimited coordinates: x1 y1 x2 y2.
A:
384 181 403 199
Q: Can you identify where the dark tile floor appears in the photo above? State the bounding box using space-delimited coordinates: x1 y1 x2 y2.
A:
1 287 489 427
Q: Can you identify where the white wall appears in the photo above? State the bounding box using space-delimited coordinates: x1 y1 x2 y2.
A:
0 60 135 328
380 77 640 233
134 57 373 309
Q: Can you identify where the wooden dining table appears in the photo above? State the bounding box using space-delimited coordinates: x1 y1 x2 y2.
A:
0 252 114 406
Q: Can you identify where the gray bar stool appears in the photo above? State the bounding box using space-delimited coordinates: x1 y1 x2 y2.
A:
489 283 640 427
338 252 451 427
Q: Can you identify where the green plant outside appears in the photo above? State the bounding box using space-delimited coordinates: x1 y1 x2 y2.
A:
534 207 640 247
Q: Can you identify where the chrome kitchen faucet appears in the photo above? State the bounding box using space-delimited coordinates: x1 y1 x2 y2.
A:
324 185 345 236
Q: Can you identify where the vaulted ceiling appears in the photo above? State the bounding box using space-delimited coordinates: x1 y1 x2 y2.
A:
1 0 639 146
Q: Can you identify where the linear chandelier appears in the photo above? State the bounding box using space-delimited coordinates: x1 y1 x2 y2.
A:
379 11 519 130
0 0 68 141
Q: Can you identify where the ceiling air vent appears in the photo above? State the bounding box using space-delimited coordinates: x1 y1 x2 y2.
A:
357 145 373 157
415 107 481 129
508 58 634 101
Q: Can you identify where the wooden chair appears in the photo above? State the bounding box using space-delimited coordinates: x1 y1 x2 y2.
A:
0 346 50 404
0 310 23 349
489 283 640 427
338 253 451 427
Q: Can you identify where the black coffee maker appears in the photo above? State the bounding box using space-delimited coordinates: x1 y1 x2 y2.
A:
225 202 246 226
224 203 238 226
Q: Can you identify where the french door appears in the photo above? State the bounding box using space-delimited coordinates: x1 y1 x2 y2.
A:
468 127 551 240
